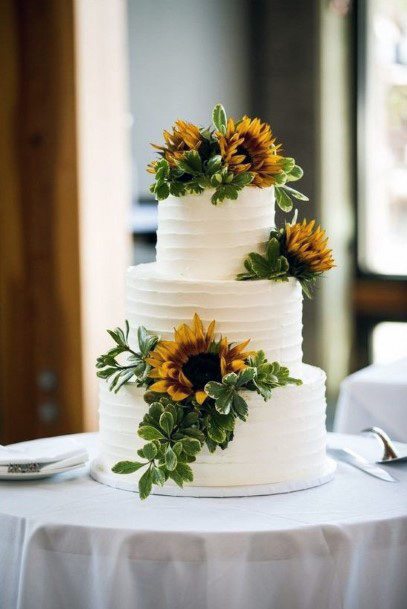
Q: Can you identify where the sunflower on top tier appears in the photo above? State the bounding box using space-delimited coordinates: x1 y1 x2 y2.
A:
147 314 252 405
217 116 286 188
148 120 202 173
148 103 308 208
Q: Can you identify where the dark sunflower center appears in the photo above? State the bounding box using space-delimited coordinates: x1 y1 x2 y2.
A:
236 144 252 164
182 353 222 389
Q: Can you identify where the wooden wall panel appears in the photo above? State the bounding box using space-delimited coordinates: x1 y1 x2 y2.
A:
0 0 83 443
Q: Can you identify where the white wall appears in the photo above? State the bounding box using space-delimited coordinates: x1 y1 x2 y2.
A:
75 0 132 430
127 0 250 198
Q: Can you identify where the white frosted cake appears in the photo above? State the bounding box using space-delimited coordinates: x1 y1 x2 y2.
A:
93 104 335 498
97 189 329 491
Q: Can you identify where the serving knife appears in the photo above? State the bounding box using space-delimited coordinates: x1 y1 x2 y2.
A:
328 447 398 482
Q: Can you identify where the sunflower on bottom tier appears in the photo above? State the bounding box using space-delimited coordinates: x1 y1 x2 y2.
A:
147 314 252 405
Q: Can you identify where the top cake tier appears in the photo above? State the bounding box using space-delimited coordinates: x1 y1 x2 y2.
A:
156 186 275 280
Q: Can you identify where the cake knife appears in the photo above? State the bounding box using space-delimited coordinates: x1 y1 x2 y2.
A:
328 448 398 482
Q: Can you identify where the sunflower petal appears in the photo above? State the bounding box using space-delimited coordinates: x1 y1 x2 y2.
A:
195 390 208 405
149 380 171 393
168 386 191 401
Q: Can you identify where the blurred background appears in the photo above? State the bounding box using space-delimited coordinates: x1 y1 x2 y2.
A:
1 0 406 443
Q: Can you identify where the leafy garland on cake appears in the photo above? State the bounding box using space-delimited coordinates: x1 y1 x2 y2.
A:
237 216 335 298
148 103 308 209
96 314 301 499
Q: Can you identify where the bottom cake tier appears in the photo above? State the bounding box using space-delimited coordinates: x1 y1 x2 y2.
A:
96 363 328 489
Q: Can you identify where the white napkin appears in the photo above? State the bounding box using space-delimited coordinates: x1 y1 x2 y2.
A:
0 437 88 466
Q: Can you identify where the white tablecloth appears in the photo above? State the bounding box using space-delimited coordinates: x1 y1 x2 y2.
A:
334 358 407 441
1 433 406 609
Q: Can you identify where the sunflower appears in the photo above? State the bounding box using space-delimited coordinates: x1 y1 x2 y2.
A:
283 219 335 275
149 120 202 171
147 314 252 405
217 116 286 187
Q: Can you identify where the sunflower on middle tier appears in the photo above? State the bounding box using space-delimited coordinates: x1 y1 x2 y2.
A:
147 313 252 405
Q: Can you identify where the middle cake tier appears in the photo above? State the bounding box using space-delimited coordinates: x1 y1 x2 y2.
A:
126 263 303 374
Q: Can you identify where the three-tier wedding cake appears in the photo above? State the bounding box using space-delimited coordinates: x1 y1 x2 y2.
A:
92 105 335 498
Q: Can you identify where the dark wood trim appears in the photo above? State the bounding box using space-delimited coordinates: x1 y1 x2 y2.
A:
0 0 84 443
353 281 407 317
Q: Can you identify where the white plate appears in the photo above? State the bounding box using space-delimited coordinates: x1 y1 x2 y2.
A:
0 463 86 481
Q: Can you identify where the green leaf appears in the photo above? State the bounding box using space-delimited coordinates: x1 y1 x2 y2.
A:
138 425 165 441
181 437 202 456
175 462 194 483
138 468 153 500
165 445 177 471
281 157 296 173
151 465 166 486
181 411 199 427
112 461 145 474
177 150 202 175
232 393 249 420
155 182 170 201
248 350 267 367
142 442 158 461
206 155 223 174
232 172 254 188
253 380 272 401
212 410 235 432
207 419 227 443
222 185 239 200
107 328 124 346
155 159 170 181
168 469 184 488
265 238 280 264
137 326 159 356
286 164 303 181
236 367 256 387
169 181 186 197
246 253 271 278
148 402 165 423
274 172 288 186
281 185 309 201
205 437 218 453
222 372 238 387
159 412 174 436
214 387 234 414
181 428 206 443
275 186 293 212
204 381 225 399
212 103 227 134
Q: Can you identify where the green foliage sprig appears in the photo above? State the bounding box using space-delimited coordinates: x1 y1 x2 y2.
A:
246 351 302 400
237 226 324 299
96 323 159 393
274 164 309 212
105 326 302 499
236 237 289 282
113 397 204 498
149 103 307 209
150 148 254 206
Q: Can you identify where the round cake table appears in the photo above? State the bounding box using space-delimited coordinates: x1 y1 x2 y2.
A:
1 432 406 609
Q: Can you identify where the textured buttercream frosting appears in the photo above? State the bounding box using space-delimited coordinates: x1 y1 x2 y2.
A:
97 185 329 491
98 365 327 487
126 263 303 376
156 187 275 280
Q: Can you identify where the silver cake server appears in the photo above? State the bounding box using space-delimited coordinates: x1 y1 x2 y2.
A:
328 447 398 482
362 427 407 464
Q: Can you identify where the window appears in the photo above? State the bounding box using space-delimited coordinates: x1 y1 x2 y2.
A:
358 0 407 276
371 321 407 362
